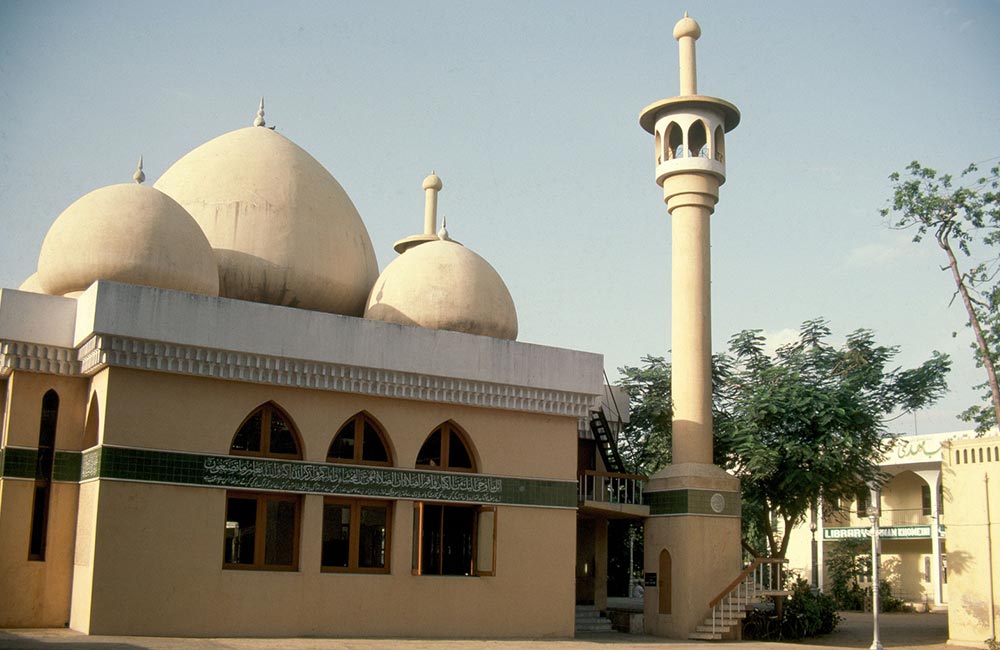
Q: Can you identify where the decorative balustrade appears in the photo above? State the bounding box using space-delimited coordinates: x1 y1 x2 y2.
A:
577 470 646 506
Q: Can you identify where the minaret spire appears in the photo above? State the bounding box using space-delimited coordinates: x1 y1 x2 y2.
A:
253 97 266 127
132 155 145 184
393 171 447 254
423 171 443 235
674 11 701 95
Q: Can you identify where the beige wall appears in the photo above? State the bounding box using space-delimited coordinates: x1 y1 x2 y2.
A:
945 437 1000 647
60 367 580 636
0 480 79 626
101 368 575 479
80 480 575 637
0 370 87 627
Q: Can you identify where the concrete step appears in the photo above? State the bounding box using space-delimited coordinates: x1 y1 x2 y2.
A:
688 631 723 640
575 607 614 634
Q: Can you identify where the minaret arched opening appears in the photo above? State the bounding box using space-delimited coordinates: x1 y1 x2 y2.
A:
688 120 708 158
714 125 725 162
655 131 662 164
666 122 683 160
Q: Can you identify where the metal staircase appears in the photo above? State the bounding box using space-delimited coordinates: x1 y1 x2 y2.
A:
589 408 626 474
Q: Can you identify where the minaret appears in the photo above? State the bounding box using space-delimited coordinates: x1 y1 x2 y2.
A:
394 172 444 253
639 14 743 639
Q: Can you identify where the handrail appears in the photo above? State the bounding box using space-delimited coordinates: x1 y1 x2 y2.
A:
577 470 647 506
708 557 785 608
579 469 647 482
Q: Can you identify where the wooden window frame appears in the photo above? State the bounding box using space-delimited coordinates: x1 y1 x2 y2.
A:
415 422 476 473
411 502 496 577
321 497 392 574
223 491 301 571
327 412 392 466
230 402 302 461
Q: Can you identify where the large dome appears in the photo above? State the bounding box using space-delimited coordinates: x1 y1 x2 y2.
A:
364 238 518 340
154 126 378 315
36 183 220 297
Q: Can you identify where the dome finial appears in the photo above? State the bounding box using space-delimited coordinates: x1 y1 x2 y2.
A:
253 97 266 127
673 13 701 95
133 155 145 184
438 215 451 241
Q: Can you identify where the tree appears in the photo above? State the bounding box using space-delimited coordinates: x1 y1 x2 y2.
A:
617 319 950 559
882 160 1000 432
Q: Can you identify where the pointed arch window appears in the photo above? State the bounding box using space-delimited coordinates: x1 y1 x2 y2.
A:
412 422 494 576
688 120 708 158
28 390 59 561
223 403 302 571
666 122 683 160
230 402 301 459
416 422 475 472
328 413 391 466
322 412 393 572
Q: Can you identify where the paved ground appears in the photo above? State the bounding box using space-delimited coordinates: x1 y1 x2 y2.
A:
0 611 975 650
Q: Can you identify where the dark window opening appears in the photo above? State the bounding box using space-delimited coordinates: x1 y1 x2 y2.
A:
28 390 59 561
328 413 391 466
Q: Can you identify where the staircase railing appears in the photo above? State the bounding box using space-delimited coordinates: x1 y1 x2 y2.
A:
577 470 646 506
703 557 788 638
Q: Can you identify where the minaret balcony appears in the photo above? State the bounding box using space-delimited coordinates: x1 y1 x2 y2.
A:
655 156 726 187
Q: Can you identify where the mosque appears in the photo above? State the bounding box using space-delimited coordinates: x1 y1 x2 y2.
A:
0 14 758 641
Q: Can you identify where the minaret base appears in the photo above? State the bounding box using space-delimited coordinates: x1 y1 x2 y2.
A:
643 463 742 639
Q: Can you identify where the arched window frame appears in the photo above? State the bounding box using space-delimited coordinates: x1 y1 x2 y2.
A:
327 412 393 466
412 422 495 577
415 421 477 473
665 121 683 160
322 412 394 573
229 402 302 460
223 402 302 571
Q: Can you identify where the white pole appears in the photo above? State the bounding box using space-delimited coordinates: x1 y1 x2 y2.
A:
987 474 996 644
869 484 883 650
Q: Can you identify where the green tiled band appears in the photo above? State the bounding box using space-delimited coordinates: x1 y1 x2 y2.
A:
647 488 740 517
0 447 36 479
71 446 576 509
1 447 82 482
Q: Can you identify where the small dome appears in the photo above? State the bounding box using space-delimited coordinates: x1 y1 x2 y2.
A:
154 126 378 316
673 14 701 40
36 183 219 297
365 239 518 340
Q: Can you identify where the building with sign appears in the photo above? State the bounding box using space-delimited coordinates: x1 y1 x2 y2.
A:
785 431 952 609
0 111 605 637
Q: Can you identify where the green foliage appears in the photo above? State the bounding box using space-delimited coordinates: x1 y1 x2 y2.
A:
718 319 948 558
618 319 950 559
825 538 870 610
826 539 909 612
882 160 1000 433
742 575 840 641
616 355 672 475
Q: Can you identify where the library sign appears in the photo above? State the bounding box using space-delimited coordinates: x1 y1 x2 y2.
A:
823 525 945 540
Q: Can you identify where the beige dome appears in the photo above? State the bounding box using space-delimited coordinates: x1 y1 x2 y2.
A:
154 126 378 316
18 272 45 294
364 239 518 340
36 183 220 297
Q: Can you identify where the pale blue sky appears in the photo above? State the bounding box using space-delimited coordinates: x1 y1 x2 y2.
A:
2 1 999 434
